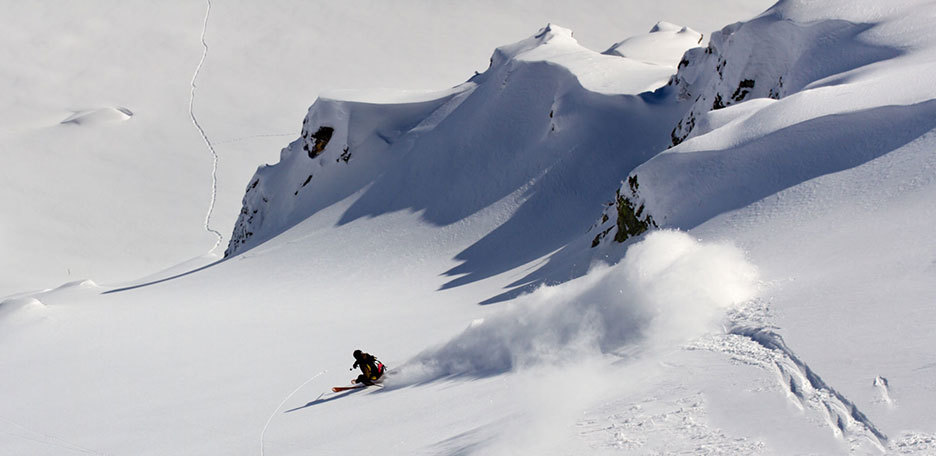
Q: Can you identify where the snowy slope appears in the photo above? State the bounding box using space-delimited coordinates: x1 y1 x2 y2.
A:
0 0 771 298
228 0 936 452
224 24 701 281
5 0 936 455
0 2 215 297
590 0 936 452
604 21 703 65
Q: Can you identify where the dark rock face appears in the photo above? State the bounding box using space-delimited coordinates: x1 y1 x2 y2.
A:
304 126 334 158
591 175 656 247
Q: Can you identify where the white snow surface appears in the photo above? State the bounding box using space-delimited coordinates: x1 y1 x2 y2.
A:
0 0 771 298
604 21 703 66
5 0 936 455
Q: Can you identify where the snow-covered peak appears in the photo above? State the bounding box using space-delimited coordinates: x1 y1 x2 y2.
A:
662 0 934 148
594 0 936 243
224 21 708 257
761 0 920 23
604 21 703 67
648 21 684 33
483 23 703 95
488 23 577 67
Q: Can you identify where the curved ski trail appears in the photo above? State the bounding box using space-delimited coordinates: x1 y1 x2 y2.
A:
259 370 326 456
0 416 110 456
692 300 887 453
189 0 223 254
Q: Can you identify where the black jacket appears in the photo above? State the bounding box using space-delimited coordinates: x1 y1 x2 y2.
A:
353 353 383 382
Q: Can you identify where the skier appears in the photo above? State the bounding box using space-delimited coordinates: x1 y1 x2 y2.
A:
351 349 385 386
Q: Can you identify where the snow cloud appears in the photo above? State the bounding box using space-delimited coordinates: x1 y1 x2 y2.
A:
394 230 759 385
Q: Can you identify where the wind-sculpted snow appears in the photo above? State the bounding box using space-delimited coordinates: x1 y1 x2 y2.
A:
224 88 468 256
668 13 900 147
59 107 133 125
392 230 758 384
634 100 936 231
594 0 935 244
224 23 700 291
603 21 702 67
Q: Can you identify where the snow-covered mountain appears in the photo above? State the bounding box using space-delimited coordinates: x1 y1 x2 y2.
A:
592 0 936 240
0 0 771 299
223 23 703 301
4 0 936 454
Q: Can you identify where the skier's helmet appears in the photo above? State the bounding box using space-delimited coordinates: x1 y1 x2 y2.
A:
353 349 363 359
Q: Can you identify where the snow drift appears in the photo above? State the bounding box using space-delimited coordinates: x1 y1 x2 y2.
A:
393 230 758 385
60 107 133 125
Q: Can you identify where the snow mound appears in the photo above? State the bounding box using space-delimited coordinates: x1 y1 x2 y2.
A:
60 107 133 125
392 230 758 384
603 21 703 67
498 23 702 94
650 21 683 33
21 279 103 308
0 297 46 331
51 279 100 291
0 297 44 317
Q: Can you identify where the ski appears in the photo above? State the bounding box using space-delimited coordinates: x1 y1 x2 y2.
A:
331 385 367 393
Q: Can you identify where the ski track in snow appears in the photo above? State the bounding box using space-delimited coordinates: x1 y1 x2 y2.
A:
576 392 767 453
727 326 887 452
690 300 886 453
259 370 326 456
0 417 110 456
189 0 223 254
688 299 936 454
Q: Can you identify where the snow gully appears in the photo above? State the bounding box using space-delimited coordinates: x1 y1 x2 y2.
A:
189 0 223 254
